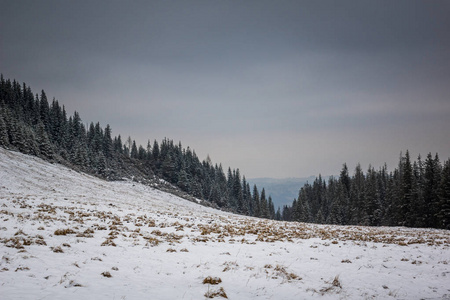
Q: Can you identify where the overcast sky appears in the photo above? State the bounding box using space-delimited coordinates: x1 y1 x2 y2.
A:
1 0 449 178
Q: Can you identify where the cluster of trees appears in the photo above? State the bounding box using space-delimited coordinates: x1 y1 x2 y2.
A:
281 152 450 229
0 76 276 219
144 138 277 218
1 76 448 229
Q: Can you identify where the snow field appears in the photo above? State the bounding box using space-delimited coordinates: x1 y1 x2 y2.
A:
1 148 449 299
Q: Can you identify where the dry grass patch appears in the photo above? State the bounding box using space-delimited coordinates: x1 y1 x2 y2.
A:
101 238 117 247
76 228 95 238
316 275 342 295
54 228 76 235
51 246 64 253
101 271 112 278
203 276 222 285
144 236 160 247
205 287 228 299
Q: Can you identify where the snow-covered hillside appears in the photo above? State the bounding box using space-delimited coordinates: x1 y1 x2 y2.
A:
1 148 449 299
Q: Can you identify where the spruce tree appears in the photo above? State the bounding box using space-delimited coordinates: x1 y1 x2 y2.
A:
36 121 54 159
234 169 243 213
364 167 380 226
252 185 260 217
39 90 50 131
260 188 269 218
424 153 441 227
131 140 138 159
437 160 450 229
177 161 191 192
401 150 413 226
268 196 275 219
103 124 113 159
0 112 9 147
349 164 365 224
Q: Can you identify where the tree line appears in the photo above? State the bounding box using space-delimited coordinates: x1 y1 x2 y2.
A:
281 152 450 229
0 75 276 219
1 76 448 229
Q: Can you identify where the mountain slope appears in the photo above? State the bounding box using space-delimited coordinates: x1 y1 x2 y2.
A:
1 148 449 299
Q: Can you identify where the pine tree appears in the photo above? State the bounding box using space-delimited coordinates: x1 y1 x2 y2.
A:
423 153 441 227
241 177 250 215
11 122 27 152
252 185 260 217
39 90 50 131
152 140 160 168
162 152 176 182
234 169 243 213
96 151 107 176
268 196 275 219
260 188 269 218
0 112 9 147
36 121 54 159
103 124 113 159
340 163 351 197
413 155 426 227
401 150 413 226
349 164 365 224
177 161 191 192
437 160 450 229
275 207 281 220
130 140 138 159
294 190 305 222
114 135 123 154
23 126 39 156
364 167 380 226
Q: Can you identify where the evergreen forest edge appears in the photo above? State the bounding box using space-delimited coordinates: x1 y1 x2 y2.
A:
0 75 449 229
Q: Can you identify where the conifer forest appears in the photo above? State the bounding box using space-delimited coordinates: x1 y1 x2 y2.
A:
1 76 449 229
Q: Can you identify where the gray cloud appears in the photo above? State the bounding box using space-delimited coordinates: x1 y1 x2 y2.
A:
1 0 449 178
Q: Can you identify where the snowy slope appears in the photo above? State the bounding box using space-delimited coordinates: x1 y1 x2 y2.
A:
1 148 449 300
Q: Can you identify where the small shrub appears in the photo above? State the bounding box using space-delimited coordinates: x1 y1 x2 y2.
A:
91 257 103 261
51 246 64 253
203 276 222 285
319 275 342 295
101 271 112 278
67 280 83 287
205 287 228 298
332 275 342 288
101 239 117 247
14 229 26 236
144 236 160 247
274 265 301 281
54 228 76 236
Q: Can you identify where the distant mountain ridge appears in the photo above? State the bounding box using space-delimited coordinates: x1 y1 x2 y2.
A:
248 177 318 209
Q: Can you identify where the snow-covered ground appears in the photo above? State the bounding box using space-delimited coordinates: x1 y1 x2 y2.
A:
1 148 449 300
